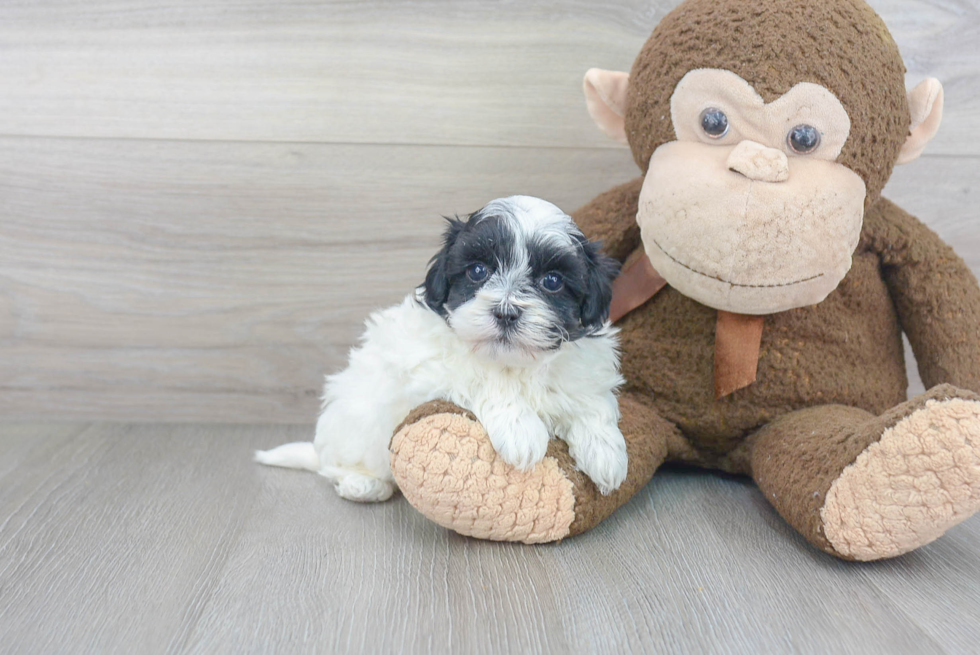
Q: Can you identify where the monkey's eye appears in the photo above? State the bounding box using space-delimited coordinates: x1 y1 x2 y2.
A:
466 262 489 283
540 272 564 293
699 108 729 139
788 124 821 154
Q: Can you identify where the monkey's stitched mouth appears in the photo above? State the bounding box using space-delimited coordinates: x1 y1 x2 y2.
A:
649 237 824 289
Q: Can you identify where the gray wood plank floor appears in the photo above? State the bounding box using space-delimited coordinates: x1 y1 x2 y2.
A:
2 423 978 654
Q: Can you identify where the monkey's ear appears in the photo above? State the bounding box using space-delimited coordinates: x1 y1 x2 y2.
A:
897 78 944 165
583 68 630 145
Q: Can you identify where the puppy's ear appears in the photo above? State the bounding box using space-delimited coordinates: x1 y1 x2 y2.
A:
423 216 466 315
578 237 621 331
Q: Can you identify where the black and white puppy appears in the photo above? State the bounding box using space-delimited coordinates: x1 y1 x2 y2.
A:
256 196 626 501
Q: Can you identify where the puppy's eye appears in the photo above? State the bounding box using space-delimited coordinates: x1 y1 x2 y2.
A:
540 272 564 293
466 262 489 283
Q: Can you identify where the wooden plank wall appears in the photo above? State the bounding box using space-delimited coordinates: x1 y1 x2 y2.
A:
1 0 978 423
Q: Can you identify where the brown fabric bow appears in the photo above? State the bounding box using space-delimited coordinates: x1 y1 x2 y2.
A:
712 310 765 398
609 251 765 399
609 252 667 324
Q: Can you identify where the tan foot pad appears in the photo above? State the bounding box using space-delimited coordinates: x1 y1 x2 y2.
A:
822 398 980 561
390 412 575 544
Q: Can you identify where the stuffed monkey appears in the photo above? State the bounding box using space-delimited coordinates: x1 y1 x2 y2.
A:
388 0 980 560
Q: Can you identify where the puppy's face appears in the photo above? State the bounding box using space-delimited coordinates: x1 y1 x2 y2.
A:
422 196 620 365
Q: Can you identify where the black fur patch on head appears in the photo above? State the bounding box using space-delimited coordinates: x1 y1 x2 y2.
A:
423 210 518 316
422 215 468 316
422 201 620 348
574 235 621 332
524 233 620 340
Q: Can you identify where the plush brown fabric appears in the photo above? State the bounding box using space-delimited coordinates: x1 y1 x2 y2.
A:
571 177 644 263
617 237 908 460
625 0 909 207
389 194 980 554
864 199 980 393
565 177 980 557
392 399 477 441
390 395 674 539
569 186 979 555
575 192 930 447
713 312 765 398
749 404 877 556
390 406 577 543
558 393 675 536
387 0 980 559
821 390 980 560
750 384 980 558
608 253 667 323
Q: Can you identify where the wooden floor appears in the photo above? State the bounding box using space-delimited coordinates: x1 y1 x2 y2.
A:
2 422 978 654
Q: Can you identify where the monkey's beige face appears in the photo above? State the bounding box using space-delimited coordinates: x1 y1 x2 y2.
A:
637 69 867 314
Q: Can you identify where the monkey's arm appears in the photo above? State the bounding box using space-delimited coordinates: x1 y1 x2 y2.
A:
866 198 980 392
571 177 644 262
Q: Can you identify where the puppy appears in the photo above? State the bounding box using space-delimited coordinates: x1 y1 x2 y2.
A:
256 196 626 501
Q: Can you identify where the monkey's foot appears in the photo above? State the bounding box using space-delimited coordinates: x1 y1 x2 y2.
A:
822 393 980 561
391 397 670 543
389 401 576 543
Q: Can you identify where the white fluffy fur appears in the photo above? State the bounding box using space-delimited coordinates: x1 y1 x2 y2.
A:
257 292 626 501
257 195 627 501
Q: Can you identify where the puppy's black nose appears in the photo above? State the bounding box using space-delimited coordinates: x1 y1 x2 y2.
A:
493 306 521 327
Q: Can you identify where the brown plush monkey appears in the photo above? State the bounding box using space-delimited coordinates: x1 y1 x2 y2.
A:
388 0 980 560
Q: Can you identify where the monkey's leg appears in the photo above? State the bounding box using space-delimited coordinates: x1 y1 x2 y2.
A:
388 393 676 543
750 384 980 561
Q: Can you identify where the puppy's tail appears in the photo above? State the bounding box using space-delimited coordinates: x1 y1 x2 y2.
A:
254 442 320 472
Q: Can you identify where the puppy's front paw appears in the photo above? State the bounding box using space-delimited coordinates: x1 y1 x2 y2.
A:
483 409 550 471
566 423 628 495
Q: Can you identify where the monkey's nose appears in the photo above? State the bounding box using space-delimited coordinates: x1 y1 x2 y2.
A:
727 140 789 183
493 305 521 327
